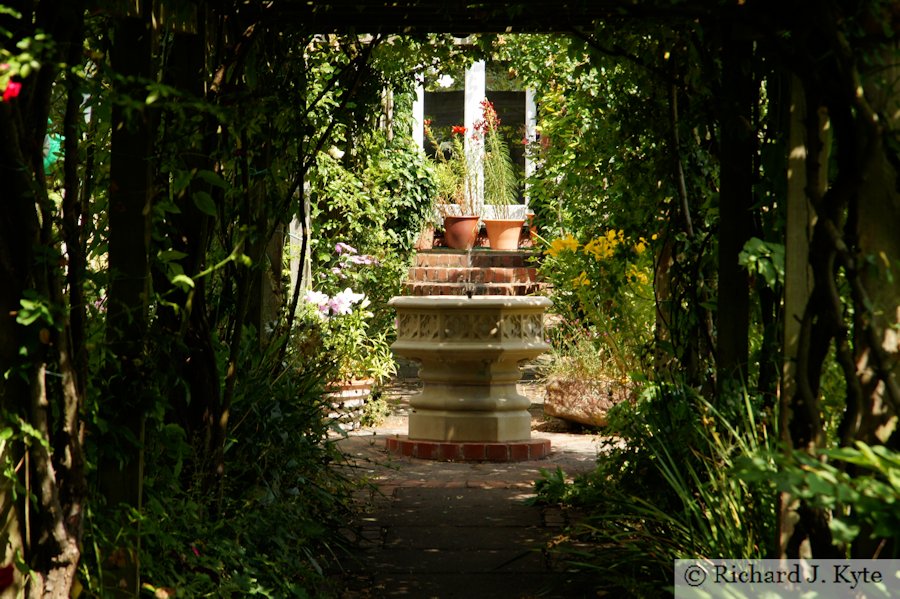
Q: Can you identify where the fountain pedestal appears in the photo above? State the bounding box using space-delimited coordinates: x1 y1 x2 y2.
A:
388 296 552 460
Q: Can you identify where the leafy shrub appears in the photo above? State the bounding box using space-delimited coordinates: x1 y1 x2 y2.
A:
533 385 778 595
538 229 654 383
737 442 900 556
81 337 354 598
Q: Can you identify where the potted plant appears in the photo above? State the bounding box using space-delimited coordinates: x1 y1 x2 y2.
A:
476 98 523 251
299 242 397 429
424 120 480 250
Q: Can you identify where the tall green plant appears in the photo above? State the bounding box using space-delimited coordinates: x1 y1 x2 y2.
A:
477 97 518 216
533 386 777 595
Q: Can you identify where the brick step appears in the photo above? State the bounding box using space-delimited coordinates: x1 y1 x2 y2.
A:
401 281 546 296
407 266 538 285
414 249 539 269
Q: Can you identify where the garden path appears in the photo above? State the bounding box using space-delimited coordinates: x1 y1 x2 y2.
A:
333 377 606 598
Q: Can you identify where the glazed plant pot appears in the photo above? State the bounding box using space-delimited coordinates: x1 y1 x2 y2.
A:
483 218 525 250
442 215 480 250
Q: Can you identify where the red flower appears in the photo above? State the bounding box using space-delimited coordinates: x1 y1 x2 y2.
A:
423 118 432 127
2 81 21 102
451 125 466 136
479 98 500 129
0 564 14 590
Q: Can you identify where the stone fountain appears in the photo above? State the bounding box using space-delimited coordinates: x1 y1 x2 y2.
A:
387 295 552 461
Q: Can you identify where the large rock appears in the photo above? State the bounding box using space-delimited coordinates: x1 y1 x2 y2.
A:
543 376 630 427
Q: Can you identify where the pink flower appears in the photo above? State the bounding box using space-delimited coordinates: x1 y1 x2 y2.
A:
349 254 375 265
335 242 357 255
329 288 365 315
303 289 331 316
2 81 21 102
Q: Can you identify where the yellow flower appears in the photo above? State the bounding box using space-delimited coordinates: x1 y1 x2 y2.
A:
572 271 590 287
635 241 646 255
627 263 649 285
583 238 614 261
546 235 579 257
651 233 659 241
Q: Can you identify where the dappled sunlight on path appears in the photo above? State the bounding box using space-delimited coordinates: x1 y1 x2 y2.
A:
331 378 608 598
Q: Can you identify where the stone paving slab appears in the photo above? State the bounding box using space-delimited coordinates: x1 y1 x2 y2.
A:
382 524 547 550
361 487 542 529
343 571 598 599
356 547 546 574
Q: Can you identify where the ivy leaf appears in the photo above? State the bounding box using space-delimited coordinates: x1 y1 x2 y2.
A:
171 274 195 290
158 250 188 263
192 191 217 217
196 169 228 189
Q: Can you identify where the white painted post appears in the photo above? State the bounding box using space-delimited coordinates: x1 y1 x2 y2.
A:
465 60 485 214
412 74 425 149
524 88 537 211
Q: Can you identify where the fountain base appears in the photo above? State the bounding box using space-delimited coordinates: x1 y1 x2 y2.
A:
386 436 551 462
409 409 531 442
388 296 553 460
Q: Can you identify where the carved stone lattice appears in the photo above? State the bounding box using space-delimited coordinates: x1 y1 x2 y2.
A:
399 311 544 344
420 313 440 340
470 314 500 340
396 313 418 339
503 315 523 340
521 314 543 340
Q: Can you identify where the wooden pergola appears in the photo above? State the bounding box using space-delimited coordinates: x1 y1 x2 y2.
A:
274 0 709 34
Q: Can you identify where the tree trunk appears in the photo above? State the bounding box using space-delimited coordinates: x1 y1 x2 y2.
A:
853 55 900 450
100 14 155 596
778 77 829 558
716 31 755 392
156 30 223 462
847 42 900 558
0 2 87 595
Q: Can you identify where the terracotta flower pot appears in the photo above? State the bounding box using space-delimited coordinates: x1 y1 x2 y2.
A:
325 377 375 431
442 215 480 250
483 218 525 250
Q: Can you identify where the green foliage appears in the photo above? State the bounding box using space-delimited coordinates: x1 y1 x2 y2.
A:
737 442 900 552
539 229 654 381
424 122 475 214
532 386 778 595
365 135 439 240
739 237 785 290
501 30 723 387
82 339 353 598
